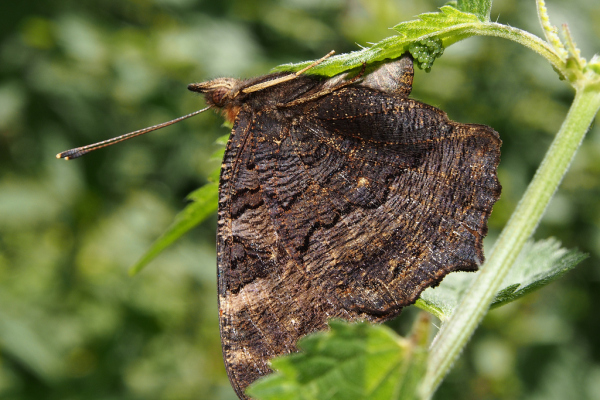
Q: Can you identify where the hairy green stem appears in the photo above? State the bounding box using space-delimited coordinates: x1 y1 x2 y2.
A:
449 23 566 76
420 85 600 398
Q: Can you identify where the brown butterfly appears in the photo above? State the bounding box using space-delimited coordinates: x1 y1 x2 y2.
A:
58 52 501 399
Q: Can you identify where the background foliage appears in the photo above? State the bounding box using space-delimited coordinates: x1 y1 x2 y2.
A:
0 0 599 399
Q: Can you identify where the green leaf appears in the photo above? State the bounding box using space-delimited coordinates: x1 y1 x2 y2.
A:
207 165 221 183
392 6 481 41
416 238 587 320
210 148 226 162
209 133 230 182
273 6 482 77
128 130 229 275
456 0 492 22
246 315 431 400
128 182 219 275
215 133 230 146
489 238 588 308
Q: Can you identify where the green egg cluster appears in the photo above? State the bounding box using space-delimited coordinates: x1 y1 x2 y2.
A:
408 38 444 72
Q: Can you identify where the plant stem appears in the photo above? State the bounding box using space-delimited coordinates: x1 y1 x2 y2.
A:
420 85 600 399
460 23 566 77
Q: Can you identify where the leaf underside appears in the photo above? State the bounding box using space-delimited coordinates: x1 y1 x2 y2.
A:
416 238 588 320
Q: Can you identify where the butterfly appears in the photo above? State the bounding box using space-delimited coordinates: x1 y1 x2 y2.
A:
58 52 501 399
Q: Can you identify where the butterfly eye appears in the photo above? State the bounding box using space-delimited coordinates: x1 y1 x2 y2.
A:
212 88 229 107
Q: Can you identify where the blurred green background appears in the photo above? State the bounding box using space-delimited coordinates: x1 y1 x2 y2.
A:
0 0 599 399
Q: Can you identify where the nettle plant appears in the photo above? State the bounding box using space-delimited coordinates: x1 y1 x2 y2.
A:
128 0 599 399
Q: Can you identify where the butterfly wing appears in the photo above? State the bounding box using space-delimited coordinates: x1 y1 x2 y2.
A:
251 89 500 317
217 56 501 398
217 109 353 399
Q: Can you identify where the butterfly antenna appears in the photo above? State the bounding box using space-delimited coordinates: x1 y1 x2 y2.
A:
242 50 335 94
56 106 211 160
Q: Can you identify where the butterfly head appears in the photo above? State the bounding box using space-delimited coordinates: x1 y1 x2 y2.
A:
188 78 243 123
